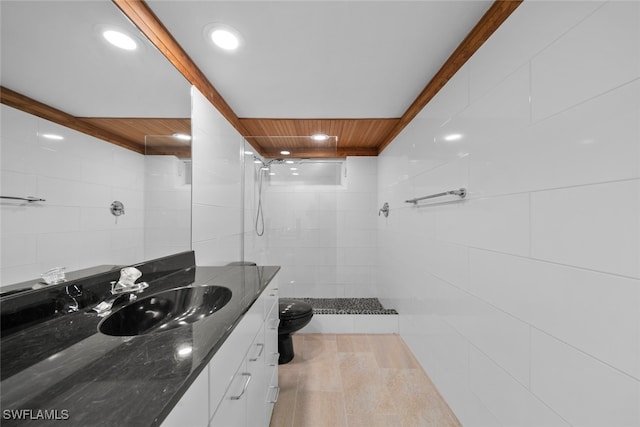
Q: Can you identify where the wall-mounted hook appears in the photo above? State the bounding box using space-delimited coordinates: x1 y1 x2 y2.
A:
378 202 390 218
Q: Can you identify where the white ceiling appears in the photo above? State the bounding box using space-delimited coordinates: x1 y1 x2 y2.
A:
1 1 493 123
148 0 492 118
0 1 191 118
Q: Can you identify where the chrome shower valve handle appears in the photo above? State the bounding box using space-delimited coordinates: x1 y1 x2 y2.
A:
378 202 390 217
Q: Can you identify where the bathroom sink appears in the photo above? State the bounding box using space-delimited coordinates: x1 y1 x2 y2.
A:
98 285 232 336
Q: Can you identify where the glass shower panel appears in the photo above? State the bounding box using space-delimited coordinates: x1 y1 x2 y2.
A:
242 136 347 298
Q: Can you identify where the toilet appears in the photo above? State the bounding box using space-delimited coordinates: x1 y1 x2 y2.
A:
278 299 313 364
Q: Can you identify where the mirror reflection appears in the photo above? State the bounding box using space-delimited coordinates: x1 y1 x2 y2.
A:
0 1 192 286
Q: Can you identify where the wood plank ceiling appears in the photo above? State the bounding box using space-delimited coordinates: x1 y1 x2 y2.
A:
1 1 522 158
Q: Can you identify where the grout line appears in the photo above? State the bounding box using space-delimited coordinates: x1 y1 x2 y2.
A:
527 176 640 195
445 176 640 203
528 191 533 258
530 75 640 126
529 325 640 384
466 244 640 281
418 263 640 382
528 325 533 392
464 337 573 427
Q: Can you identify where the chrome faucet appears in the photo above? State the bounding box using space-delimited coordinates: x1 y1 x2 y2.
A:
93 267 148 317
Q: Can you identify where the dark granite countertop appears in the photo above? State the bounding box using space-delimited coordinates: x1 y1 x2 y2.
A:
0 261 280 427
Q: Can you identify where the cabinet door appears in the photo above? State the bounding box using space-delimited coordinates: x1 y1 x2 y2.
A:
210 363 250 427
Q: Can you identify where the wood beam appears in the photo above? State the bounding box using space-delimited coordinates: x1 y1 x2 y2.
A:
0 86 143 153
377 0 523 154
111 0 262 153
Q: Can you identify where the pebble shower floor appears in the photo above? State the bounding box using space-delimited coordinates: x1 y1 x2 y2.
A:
298 298 398 315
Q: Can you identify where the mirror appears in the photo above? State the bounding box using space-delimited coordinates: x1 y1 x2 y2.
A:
0 1 192 286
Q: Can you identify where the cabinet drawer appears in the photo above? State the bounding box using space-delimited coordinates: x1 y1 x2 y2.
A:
210 364 250 427
209 300 263 419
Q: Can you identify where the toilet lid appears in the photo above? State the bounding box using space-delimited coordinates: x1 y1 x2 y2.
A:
279 299 313 320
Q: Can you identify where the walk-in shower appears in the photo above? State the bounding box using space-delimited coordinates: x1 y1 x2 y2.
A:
253 156 284 236
251 156 344 236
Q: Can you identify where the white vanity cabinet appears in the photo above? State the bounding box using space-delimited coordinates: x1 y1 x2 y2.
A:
160 364 210 427
210 281 279 427
162 280 279 427
264 299 280 422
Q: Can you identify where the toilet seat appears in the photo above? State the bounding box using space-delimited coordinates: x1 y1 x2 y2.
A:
280 299 313 321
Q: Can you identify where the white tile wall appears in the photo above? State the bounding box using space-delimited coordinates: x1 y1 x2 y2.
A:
191 88 243 266
249 156 378 298
467 1 605 103
530 1 640 122
531 330 640 427
469 249 640 381
378 1 640 425
0 105 147 285
469 347 570 427
531 180 640 278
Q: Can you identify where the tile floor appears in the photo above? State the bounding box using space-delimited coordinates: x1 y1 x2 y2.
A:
269 334 461 427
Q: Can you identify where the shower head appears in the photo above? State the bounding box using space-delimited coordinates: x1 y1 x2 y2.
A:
264 158 286 166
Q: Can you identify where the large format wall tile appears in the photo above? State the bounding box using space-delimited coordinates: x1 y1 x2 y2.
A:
468 0 605 102
531 1 640 122
191 88 243 265
258 156 378 298
470 347 569 427
531 330 640 427
0 105 147 285
469 248 640 381
436 193 530 257
377 1 640 424
531 179 640 278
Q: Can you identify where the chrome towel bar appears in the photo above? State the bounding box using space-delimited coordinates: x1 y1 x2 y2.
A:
1 195 46 202
405 188 466 205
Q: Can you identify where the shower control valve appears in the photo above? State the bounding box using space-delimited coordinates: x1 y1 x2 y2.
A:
378 202 390 218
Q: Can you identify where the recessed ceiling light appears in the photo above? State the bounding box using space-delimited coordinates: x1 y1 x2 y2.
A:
206 24 243 51
172 133 191 141
41 133 64 140
269 172 276 176
285 160 295 164
311 133 329 141
292 172 299 176
254 160 263 164
280 150 291 155
244 151 254 155
290 167 298 171
444 133 463 142
211 29 239 50
102 29 137 51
